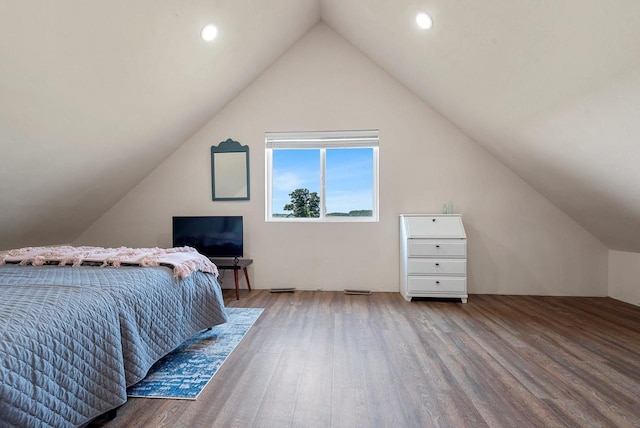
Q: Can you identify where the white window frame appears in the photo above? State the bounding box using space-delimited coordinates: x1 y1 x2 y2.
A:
265 130 379 222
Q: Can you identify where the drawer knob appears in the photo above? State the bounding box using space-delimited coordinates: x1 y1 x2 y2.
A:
435 281 440 284
432 218 436 222
435 263 440 266
435 245 440 248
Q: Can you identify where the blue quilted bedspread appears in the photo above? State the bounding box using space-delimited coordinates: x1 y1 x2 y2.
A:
0 264 227 427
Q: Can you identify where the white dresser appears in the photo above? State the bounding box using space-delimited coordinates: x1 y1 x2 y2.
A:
399 214 467 303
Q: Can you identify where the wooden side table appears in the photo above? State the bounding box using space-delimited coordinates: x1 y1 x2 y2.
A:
209 258 253 300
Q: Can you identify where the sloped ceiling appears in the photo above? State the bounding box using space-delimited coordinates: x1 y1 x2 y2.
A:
0 0 319 249
1 1 639 251
322 0 640 251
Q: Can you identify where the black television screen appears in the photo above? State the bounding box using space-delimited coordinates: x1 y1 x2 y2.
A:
172 216 243 258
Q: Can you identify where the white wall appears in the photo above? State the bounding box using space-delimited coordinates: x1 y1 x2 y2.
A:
608 250 640 306
76 23 608 296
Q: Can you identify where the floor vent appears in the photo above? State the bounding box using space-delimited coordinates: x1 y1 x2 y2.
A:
269 287 296 293
344 289 372 295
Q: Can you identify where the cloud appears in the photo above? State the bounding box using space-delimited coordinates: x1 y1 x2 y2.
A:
273 171 300 191
326 189 373 213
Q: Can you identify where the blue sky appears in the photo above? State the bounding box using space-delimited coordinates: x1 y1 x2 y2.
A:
272 148 373 215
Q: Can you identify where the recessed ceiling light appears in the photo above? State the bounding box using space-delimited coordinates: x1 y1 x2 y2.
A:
416 12 433 30
201 24 218 42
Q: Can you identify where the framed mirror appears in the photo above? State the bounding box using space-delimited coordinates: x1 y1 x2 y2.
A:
211 139 250 201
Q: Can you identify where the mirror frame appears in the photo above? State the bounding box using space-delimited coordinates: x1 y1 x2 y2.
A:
211 139 250 201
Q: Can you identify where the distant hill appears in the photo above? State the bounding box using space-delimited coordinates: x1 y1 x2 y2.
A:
273 210 373 218
327 210 373 217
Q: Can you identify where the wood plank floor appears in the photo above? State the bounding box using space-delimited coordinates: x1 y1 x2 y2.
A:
101 291 640 427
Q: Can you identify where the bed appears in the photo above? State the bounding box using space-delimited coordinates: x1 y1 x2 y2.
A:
0 246 228 427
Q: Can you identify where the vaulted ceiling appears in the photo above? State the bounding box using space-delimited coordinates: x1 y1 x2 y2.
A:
1 0 639 251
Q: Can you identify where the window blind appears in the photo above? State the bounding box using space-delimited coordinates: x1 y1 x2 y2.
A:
265 130 379 149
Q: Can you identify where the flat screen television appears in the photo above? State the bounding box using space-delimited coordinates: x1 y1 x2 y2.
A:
172 216 243 258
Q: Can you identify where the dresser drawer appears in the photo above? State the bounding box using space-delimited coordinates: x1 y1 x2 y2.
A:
408 277 466 294
407 240 466 257
407 259 466 275
404 215 465 237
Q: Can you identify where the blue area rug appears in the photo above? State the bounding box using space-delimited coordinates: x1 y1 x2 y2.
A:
127 307 264 400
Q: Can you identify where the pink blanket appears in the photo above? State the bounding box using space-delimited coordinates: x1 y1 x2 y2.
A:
0 246 218 280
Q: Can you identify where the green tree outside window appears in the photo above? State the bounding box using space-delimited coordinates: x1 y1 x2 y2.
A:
283 188 320 218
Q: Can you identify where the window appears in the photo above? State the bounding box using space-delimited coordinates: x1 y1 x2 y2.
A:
265 130 379 222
